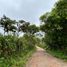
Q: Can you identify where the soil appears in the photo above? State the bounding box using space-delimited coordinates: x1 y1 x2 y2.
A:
26 46 67 67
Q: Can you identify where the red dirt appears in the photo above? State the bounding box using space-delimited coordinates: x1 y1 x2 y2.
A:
26 46 67 67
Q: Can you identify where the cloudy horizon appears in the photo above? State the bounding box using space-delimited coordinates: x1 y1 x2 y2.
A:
0 0 57 26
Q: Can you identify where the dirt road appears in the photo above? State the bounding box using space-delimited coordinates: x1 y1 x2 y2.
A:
26 46 67 67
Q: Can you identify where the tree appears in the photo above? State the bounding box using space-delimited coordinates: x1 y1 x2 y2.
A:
19 21 30 33
9 25 17 35
28 24 39 35
40 0 67 52
16 20 26 36
0 15 17 35
19 23 39 35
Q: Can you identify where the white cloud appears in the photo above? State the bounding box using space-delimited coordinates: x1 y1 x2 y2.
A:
0 0 57 26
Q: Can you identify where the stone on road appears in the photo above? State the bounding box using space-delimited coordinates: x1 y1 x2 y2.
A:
26 46 67 67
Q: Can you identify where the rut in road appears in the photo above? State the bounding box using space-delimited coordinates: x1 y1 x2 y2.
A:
26 46 67 67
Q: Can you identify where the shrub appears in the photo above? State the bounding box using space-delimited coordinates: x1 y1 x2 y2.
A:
0 35 23 57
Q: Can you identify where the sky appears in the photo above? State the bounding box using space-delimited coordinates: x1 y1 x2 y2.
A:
0 0 57 25
0 0 57 34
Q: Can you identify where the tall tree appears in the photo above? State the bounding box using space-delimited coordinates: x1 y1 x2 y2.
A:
19 21 39 35
40 0 67 52
19 21 30 33
28 24 39 35
16 20 26 36
0 15 16 35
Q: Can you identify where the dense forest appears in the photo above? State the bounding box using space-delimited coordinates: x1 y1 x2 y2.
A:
0 0 67 67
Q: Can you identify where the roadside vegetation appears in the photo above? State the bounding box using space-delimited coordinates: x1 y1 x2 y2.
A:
40 0 67 60
0 16 39 67
0 0 67 66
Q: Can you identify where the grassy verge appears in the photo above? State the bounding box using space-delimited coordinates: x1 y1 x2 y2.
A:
0 48 35 67
38 44 45 49
37 42 47 49
38 42 67 61
46 49 67 61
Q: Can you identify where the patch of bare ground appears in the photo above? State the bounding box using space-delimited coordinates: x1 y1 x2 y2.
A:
26 46 67 67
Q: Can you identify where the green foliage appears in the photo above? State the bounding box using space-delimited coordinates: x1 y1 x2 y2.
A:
28 25 39 35
0 47 35 67
34 37 45 49
19 22 30 33
0 34 36 67
0 35 19 57
40 0 67 53
19 23 39 35
22 34 37 49
0 15 17 34
0 34 36 57
47 49 67 61
0 14 39 66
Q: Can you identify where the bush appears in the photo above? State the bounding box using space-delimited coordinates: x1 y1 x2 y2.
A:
0 34 36 67
20 34 36 50
0 35 18 57
0 34 36 57
47 49 67 61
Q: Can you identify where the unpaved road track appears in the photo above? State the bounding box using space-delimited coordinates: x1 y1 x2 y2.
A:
26 46 67 67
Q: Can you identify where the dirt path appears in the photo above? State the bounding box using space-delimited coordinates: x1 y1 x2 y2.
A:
26 46 67 67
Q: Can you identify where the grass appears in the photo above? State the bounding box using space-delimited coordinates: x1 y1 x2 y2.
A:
39 42 67 61
0 49 35 67
37 42 46 49
46 49 67 61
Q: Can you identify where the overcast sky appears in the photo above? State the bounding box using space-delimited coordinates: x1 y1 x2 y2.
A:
0 0 57 26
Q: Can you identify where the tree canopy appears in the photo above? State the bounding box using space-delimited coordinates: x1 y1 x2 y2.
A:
40 0 67 52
